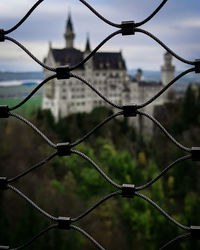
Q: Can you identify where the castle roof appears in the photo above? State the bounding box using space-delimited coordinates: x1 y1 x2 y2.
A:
93 52 126 70
51 48 126 70
52 48 83 68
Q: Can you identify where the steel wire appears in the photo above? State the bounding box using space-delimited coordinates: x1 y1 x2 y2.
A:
137 111 191 153
159 233 191 250
71 149 122 189
135 0 168 27
4 36 56 72
69 30 121 71
72 191 121 223
71 225 105 250
137 68 195 109
8 152 57 183
80 0 168 29
4 0 44 35
0 0 199 249
135 155 191 191
71 111 123 147
135 192 190 231
70 73 123 109
8 185 57 221
11 224 58 250
8 74 57 111
9 112 56 149
135 28 195 65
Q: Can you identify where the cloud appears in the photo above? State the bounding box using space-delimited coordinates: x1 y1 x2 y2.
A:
179 18 200 28
0 0 34 18
0 41 48 71
0 0 199 71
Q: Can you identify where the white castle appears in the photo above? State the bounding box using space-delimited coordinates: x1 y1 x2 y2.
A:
42 13 175 133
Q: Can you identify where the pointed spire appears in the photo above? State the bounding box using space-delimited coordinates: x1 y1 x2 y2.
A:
67 10 73 31
85 33 91 52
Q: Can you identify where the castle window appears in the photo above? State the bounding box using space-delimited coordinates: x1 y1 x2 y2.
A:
106 62 110 68
45 79 55 99
118 61 122 69
99 63 103 69
110 84 116 90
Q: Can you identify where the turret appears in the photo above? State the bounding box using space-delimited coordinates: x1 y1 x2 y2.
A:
64 12 75 48
136 68 143 82
161 52 175 86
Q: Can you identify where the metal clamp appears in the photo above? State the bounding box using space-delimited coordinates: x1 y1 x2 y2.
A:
56 66 70 79
121 21 135 36
56 143 71 156
58 217 71 230
122 184 135 198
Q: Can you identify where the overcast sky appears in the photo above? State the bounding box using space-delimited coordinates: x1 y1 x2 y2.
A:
0 0 199 72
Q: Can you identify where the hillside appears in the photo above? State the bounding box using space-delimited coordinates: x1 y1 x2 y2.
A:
128 69 200 92
0 91 200 249
0 71 43 81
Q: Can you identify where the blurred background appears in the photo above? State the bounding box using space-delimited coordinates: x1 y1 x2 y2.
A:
0 0 200 249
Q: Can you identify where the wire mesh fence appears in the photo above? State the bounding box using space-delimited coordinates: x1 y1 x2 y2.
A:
0 0 200 249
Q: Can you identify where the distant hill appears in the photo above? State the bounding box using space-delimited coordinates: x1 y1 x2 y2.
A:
128 69 200 92
21 82 37 86
0 71 43 81
128 69 200 84
1 70 199 92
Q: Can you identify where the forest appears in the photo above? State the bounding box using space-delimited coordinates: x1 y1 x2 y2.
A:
0 85 200 250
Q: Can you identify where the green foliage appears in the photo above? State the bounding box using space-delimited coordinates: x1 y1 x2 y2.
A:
182 85 197 128
0 87 200 249
52 179 65 194
0 96 42 118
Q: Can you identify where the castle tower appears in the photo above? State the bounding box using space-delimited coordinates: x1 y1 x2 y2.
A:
161 52 175 86
64 12 75 48
136 68 143 82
